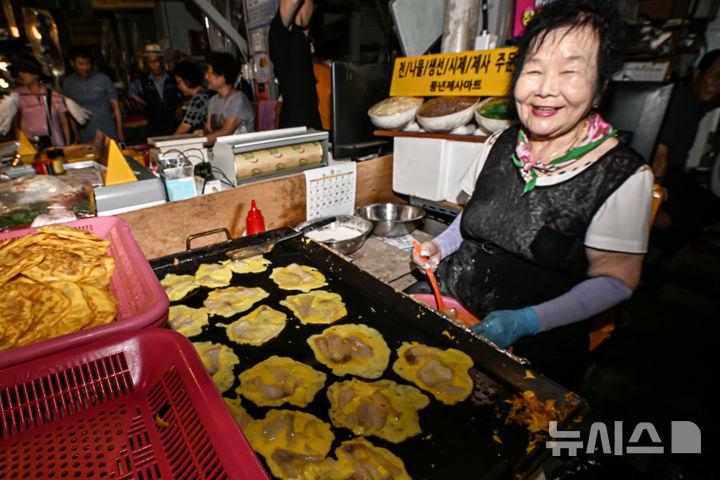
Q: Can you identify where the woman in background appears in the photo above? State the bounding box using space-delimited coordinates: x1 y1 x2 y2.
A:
13 54 70 148
173 60 209 135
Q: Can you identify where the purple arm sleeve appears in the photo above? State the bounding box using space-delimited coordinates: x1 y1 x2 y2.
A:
531 276 633 332
433 212 463 258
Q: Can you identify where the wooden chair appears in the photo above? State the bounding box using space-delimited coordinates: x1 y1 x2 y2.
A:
587 183 664 351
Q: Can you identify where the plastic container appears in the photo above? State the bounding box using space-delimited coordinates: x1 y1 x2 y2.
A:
412 293 481 327
0 329 269 480
0 216 169 369
392 136 482 202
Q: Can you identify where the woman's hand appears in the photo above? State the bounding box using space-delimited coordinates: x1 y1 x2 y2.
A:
470 307 539 348
411 241 442 272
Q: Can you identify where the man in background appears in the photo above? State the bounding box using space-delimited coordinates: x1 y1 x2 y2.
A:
129 44 181 137
269 0 322 129
651 50 720 256
63 46 124 143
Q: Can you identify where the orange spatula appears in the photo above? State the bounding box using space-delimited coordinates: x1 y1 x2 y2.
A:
412 240 446 313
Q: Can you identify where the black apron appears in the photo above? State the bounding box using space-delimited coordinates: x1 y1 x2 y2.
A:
433 126 645 385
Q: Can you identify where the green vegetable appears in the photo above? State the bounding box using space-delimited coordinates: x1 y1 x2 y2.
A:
478 99 517 120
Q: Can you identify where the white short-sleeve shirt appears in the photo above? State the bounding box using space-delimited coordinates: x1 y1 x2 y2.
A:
460 129 654 254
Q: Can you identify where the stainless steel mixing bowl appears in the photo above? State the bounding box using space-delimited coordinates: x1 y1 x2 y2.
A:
355 203 425 237
296 215 373 254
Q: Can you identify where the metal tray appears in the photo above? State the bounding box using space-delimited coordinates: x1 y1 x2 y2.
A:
150 227 588 480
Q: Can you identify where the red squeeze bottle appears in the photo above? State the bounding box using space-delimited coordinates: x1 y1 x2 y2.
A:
246 200 266 235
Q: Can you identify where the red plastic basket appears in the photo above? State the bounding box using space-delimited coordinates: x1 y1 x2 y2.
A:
0 216 169 369
0 329 269 480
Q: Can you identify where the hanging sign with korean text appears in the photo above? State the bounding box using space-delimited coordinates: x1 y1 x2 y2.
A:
389 47 517 97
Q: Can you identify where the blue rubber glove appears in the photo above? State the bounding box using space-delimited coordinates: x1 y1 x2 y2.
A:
470 307 540 348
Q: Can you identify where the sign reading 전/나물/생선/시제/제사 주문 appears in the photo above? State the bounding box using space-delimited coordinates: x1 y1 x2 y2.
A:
389 47 518 98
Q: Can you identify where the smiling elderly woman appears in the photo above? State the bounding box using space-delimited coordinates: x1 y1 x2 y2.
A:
410 0 654 386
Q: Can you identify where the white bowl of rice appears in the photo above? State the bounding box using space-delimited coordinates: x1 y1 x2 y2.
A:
368 96 425 130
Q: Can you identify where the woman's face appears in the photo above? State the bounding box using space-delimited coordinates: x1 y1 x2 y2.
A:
514 26 600 141
205 65 226 90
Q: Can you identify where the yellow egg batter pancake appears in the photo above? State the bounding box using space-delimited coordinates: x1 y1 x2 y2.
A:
168 305 209 337
236 355 326 407
204 286 270 317
270 263 327 292
160 273 200 301
307 324 390 379
244 409 335 480
223 396 252 430
46 281 94 337
192 341 240 393
319 438 411 480
0 227 117 351
79 284 117 328
195 263 233 288
222 255 271 274
217 305 287 346
392 342 474 405
0 281 35 350
327 379 429 443
279 290 347 324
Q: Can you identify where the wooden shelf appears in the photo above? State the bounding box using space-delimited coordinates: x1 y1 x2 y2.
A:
374 130 488 143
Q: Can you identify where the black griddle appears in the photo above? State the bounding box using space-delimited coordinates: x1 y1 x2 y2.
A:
150 227 589 480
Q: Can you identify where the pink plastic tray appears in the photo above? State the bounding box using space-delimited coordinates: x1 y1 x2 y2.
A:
0 329 268 480
0 216 169 369
412 294 481 327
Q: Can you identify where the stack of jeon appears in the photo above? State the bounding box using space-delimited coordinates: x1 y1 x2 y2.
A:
0 225 117 351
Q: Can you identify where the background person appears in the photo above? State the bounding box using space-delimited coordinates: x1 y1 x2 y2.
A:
12 54 70 148
409 0 653 387
203 52 254 147
173 60 209 135
63 46 124 143
129 44 181 138
269 0 322 129
650 50 720 256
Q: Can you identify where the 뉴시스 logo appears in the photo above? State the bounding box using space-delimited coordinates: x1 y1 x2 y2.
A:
546 421 701 456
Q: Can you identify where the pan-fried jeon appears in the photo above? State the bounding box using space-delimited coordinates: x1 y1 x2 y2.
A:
79 284 117 328
319 438 411 480
327 379 429 443
279 290 347 324
236 355 326 407
204 286 269 317
307 324 390 379
195 263 233 288
392 342 474 405
160 273 200 301
46 281 94 337
217 305 287 346
222 254 271 274
168 305 209 337
270 263 327 292
0 226 117 351
192 341 240 393
244 409 335 480
223 396 253 430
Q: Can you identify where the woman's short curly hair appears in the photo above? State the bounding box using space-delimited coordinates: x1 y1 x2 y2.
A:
510 0 625 101
174 61 204 89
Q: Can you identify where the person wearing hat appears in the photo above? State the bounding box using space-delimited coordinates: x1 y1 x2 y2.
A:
12 54 70 148
129 44 181 137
